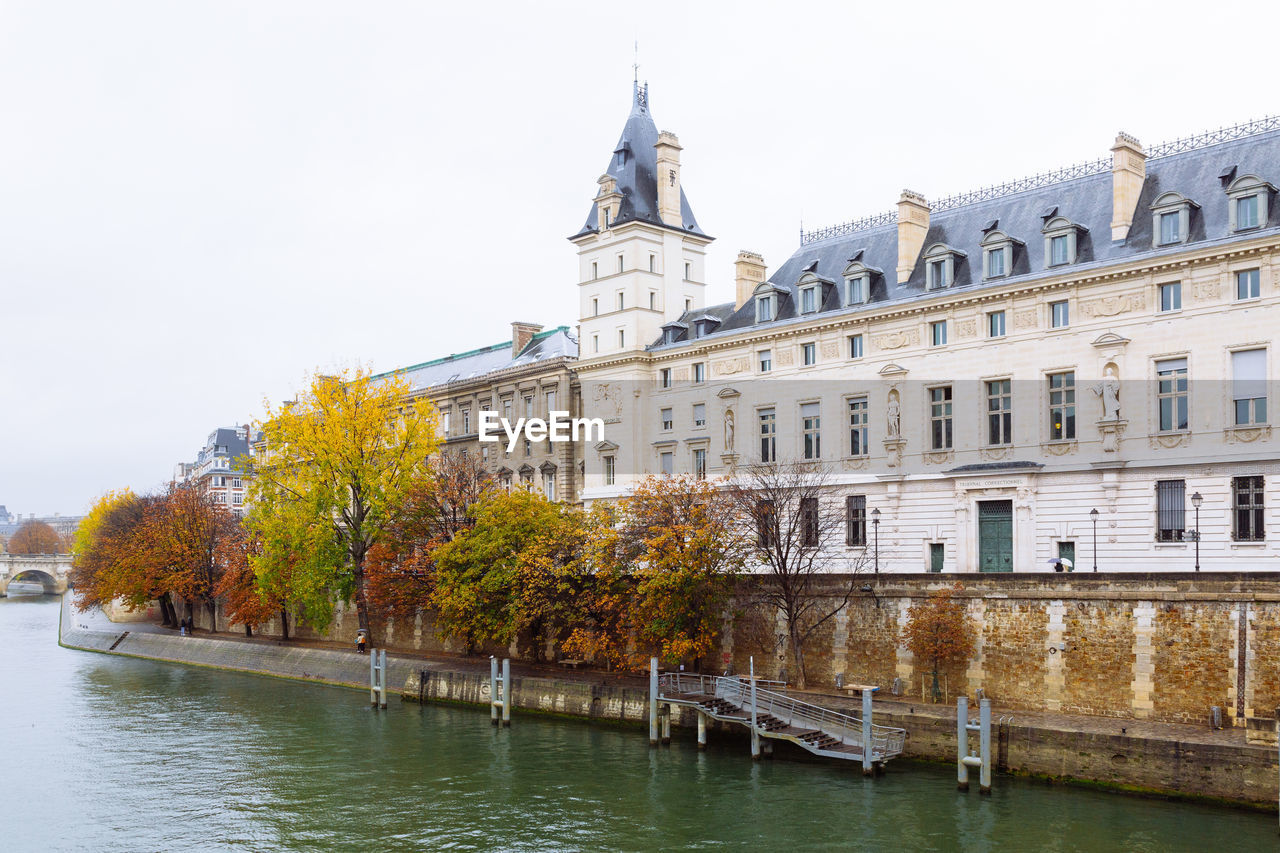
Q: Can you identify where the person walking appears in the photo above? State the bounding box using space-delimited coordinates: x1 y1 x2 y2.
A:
356 631 367 654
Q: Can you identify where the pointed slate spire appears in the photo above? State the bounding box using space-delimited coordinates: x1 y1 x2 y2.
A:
575 83 705 237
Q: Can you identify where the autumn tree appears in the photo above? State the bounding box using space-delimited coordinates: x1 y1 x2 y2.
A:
902 583 977 703
620 474 742 667
8 519 62 554
366 452 494 621
729 460 867 689
244 368 440 643
149 482 242 631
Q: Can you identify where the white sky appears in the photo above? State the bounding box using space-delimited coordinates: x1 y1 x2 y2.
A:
3 0 1276 515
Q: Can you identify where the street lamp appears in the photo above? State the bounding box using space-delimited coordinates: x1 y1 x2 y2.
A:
1090 508 1099 572
871 507 881 575
1191 491 1203 572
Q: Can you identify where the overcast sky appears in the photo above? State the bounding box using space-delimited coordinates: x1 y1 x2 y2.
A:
3 0 1276 515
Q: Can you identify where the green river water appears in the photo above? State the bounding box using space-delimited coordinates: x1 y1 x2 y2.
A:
2 592 1275 851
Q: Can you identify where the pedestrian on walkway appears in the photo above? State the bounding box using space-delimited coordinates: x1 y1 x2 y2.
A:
356 631 367 654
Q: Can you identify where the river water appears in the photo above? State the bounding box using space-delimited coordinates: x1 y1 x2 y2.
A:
2 592 1274 852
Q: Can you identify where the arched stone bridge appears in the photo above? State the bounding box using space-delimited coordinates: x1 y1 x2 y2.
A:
0 554 71 595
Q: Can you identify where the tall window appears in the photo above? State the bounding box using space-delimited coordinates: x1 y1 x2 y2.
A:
462 407 471 434
649 254 656 273
592 297 599 316
1048 372 1076 440
930 386 953 449
986 246 1006 278
845 495 867 546
756 295 774 322
802 342 817 366
931 320 947 346
603 455 616 486
848 334 864 359
659 368 672 389
591 261 598 280
987 379 1012 445
618 330 625 348
1156 358 1189 431
693 448 707 481
800 286 818 313
1237 194 1260 229
758 349 772 373
802 402 821 459
848 397 868 456
929 258 949 288
442 411 451 434
524 395 533 418
660 452 673 476
693 403 706 427
1050 235 1069 266
759 408 776 462
1156 479 1185 542
800 497 819 547
1237 268 1261 300
1233 476 1265 541
617 292 624 310
1159 282 1181 312
1159 211 1181 245
693 362 706 384
756 499 775 548
649 291 657 310
660 408 673 431
545 389 556 414
845 275 868 305
543 470 556 502
988 311 1006 338
1050 300 1069 328
1233 349 1267 425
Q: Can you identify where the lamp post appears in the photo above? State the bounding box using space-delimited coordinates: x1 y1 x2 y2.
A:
1191 491 1203 572
1090 508 1099 572
871 507 881 575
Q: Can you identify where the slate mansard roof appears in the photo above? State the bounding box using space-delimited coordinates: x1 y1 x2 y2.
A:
381 326 578 394
652 118 1280 349
573 83 707 240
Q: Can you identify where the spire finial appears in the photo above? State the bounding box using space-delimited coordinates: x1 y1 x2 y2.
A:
633 40 639 85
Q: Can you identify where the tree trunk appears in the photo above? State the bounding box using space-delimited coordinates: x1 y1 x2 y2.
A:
159 593 176 627
206 599 218 634
789 622 808 690
244 623 253 637
352 556 373 646
280 608 290 641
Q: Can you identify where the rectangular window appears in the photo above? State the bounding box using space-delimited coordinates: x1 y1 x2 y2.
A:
1156 479 1186 542
617 292 625 311
1050 300 1069 328
987 379 1012 445
802 342 817 366
684 262 691 279
591 261 598 280
543 471 556 502
232 478 242 488
756 498 775 548
462 408 471 434
1156 358 1189 431
524 396 533 418
756 295 774 322
845 495 867 546
604 455 616 486
1233 475 1265 541
802 402 821 460
1159 282 1181 312
693 448 707 481
931 320 947 346
1237 268 1261 300
617 255 624 273
618 330 625 348
801 287 817 313
848 334 863 359
1233 348 1268 425
592 297 599 316
649 291 657 310
649 254 656 273
846 276 867 305
685 298 692 312
1048 371 1076 440
442 411 451 434
592 335 599 354
502 398 512 422
929 259 948 288
692 362 705 384
545 390 556 415
800 497 819 547
660 452 673 476
1159 211 1181 245
693 403 706 427
758 349 772 373
987 246 1005 278
660 368 672 389
1050 235 1069 266
524 439 531 457
930 386 953 450
759 408 776 462
1237 195 1259 229
232 494 243 506
988 311 1006 338
848 397 869 456
660 408 673 431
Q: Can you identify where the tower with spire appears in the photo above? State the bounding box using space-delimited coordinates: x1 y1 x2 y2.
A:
570 83 713 359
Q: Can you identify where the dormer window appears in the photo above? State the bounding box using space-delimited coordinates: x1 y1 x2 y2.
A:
800 284 819 313
692 316 720 338
844 275 868 304
978 230 1023 281
1042 217 1086 268
756 294 774 322
1149 191 1197 247
1227 175 1274 232
660 322 686 345
752 282 785 324
923 244 965 290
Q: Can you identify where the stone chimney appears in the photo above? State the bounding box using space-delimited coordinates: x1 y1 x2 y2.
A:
512 321 542 357
1110 132 1146 241
734 251 766 309
654 131 683 228
896 190 930 284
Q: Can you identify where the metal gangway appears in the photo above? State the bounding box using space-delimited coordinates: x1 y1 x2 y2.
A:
652 659 907 773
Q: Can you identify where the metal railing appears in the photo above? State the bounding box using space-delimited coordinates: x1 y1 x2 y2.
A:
658 672 907 760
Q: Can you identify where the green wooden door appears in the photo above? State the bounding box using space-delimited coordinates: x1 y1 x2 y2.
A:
1057 542 1075 565
978 500 1013 572
929 542 944 573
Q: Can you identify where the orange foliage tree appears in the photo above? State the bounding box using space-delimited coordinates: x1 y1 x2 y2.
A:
7 519 63 554
902 583 977 702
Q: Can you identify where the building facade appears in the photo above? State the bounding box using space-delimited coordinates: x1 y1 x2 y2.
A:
173 426 254 517
568 87 1279 573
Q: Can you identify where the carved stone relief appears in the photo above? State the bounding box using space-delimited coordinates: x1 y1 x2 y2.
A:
715 356 750 376
777 348 795 366
874 328 920 350
1225 426 1272 444
1014 309 1038 330
820 340 841 360
1041 441 1077 456
957 318 977 338
1148 432 1191 450
980 446 1013 461
1082 292 1145 318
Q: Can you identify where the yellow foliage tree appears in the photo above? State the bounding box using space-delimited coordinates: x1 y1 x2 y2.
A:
245 368 440 642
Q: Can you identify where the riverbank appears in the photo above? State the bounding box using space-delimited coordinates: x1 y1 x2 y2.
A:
58 597 1279 810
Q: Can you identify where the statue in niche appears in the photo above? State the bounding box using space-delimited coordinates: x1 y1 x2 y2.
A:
724 408 735 452
886 391 901 439
1091 365 1121 421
